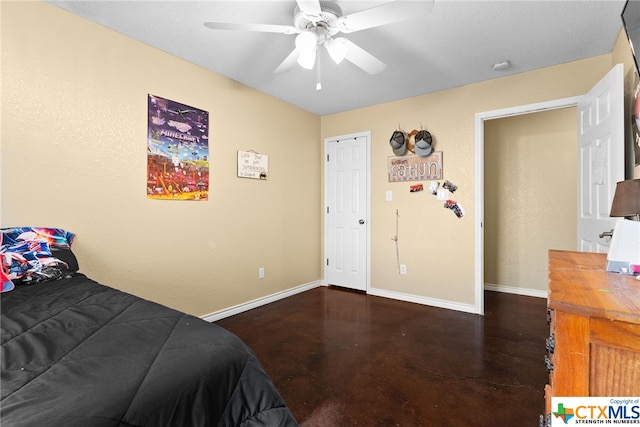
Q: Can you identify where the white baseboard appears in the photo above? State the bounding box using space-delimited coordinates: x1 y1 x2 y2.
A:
484 283 548 299
202 281 545 323
367 287 480 314
201 280 322 322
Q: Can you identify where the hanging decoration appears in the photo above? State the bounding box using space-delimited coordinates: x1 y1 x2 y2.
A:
442 180 457 193
391 209 402 274
147 95 209 201
237 150 269 180
388 126 441 181
388 127 433 156
388 126 464 218
444 200 465 218
388 152 442 182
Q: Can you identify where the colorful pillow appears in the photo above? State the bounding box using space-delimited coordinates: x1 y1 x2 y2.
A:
1 264 14 293
1 227 74 249
0 227 79 290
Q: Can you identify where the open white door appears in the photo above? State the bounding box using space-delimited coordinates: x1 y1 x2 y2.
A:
324 132 370 291
577 64 625 252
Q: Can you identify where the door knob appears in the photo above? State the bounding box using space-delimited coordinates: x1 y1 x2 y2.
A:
599 229 614 239
359 219 365 225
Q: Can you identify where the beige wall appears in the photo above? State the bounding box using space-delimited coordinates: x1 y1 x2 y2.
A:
484 108 577 292
321 56 616 307
1 1 321 316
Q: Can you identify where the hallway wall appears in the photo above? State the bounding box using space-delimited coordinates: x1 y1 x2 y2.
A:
484 108 577 293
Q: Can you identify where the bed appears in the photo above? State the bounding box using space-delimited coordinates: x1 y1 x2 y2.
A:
0 227 298 427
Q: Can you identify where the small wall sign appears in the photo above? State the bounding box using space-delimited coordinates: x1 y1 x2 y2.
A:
237 150 268 180
388 152 442 182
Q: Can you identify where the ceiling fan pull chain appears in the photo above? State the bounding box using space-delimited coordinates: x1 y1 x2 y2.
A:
316 48 322 91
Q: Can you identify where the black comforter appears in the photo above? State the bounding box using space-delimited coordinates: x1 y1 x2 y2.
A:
0 274 298 427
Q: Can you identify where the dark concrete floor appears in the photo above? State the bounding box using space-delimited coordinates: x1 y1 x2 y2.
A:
216 287 548 426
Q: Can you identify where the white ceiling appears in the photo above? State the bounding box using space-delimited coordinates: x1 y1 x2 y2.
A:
48 0 628 116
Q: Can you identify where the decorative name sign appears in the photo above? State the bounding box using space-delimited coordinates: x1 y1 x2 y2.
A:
237 150 268 180
388 152 443 182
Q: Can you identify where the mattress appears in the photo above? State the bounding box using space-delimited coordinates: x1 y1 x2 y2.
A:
0 273 298 427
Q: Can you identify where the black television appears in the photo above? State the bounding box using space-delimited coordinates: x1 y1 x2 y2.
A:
622 0 640 169
622 0 640 76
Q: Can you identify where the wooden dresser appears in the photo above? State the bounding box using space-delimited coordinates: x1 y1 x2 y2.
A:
542 250 640 425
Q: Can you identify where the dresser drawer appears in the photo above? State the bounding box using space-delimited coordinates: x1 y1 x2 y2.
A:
550 310 589 395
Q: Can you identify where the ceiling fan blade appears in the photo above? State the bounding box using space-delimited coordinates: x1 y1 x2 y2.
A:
274 48 302 73
204 22 298 35
335 0 434 33
296 0 322 21
340 38 386 75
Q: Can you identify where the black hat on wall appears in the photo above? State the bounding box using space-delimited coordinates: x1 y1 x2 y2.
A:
389 130 408 156
414 130 433 156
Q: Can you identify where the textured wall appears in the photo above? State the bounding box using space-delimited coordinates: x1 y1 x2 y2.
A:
1 1 321 317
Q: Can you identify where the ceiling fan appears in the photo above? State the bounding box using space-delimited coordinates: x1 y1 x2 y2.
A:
204 0 433 81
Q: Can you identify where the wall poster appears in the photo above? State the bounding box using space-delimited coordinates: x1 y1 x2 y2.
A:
147 95 209 200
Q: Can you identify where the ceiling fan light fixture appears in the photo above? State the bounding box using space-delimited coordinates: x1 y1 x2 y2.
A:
206 0 416 77
295 31 318 51
326 37 348 64
297 47 317 69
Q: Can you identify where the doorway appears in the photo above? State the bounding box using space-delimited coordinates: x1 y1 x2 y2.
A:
483 108 578 298
474 96 582 315
475 64 624 314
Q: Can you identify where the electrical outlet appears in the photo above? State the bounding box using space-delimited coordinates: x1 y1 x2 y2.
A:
400 264 407 275
258 267 265 279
